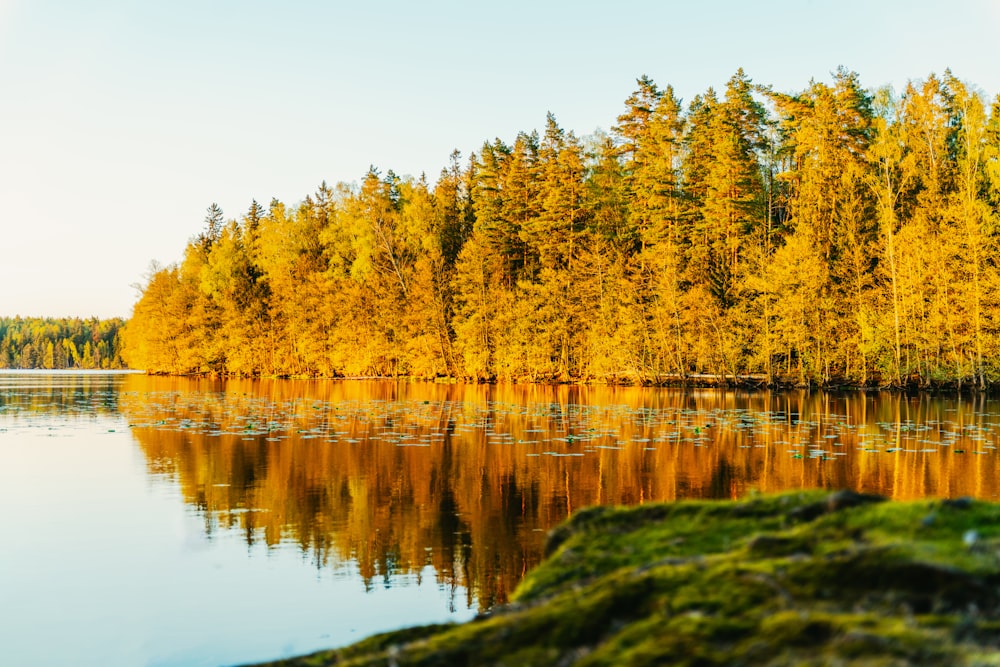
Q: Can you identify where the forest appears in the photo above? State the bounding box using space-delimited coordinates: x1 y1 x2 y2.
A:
124 69 1000 388
0 317 126 369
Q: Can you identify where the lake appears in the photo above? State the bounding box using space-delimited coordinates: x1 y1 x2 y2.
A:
1 372 998 666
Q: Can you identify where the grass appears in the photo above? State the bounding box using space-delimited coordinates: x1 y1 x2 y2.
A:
247 490 1000 666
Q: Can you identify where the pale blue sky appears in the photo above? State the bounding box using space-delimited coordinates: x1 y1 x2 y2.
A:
1 0 998 318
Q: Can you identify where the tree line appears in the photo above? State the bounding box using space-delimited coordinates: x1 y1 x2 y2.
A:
0 317 126 369
124 69 1000 387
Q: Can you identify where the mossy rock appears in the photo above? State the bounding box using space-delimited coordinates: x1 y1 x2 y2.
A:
248 491 1000 666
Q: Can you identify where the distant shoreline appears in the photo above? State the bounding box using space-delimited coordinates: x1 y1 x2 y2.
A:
0 368 141 374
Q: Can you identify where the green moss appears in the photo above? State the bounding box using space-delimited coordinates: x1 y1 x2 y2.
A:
249 491 1000 666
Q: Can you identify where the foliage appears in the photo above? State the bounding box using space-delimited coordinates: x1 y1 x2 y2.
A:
125 70 1000 387
0 316 126 369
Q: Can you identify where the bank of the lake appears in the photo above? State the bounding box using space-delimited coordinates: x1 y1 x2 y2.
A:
138 368 1000 395
253 490 1000 667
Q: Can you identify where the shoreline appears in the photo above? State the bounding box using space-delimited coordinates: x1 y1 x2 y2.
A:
132 370 1000 395
246 490 1000 667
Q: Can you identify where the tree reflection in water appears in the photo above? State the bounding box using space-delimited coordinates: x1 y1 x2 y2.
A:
118 376 1000 610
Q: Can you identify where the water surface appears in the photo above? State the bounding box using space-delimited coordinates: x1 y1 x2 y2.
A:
2 372 998 666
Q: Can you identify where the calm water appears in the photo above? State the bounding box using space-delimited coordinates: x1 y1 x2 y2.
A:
2 372 999 666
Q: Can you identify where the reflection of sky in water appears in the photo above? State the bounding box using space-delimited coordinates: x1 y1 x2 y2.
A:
0 396 475 667
3 372 1000 666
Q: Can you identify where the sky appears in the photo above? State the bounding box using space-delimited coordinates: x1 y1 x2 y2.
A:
1 0 998 319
